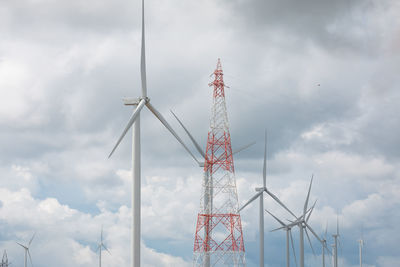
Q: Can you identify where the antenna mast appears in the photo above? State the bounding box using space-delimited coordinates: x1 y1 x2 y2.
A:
193 59 246 266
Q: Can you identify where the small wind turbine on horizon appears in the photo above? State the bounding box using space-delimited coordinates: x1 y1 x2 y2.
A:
238 131 298 267
321 224 330 267
16 233 35 267
358 238 364 267
97 227 111 267
332 215 341 267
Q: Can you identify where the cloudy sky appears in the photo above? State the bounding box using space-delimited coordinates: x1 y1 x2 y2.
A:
1 0 399 266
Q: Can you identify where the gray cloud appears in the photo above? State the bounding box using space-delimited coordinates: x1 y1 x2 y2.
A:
1 0 399 266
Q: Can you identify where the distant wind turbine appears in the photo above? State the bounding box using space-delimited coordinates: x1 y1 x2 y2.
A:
280 177 330 267
266 209 298 267
270 198 318 267
16 233 35 267
358 237 364 267
332 216 340 267
321 223 331 267
238 131 297 267
97 227 111 267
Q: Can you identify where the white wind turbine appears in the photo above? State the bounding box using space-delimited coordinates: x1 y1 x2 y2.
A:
269 197 319 267
281 177 330 267
108 1 198 267
332 216 340 267
238 132 298 267
321 224 330 267
97 227 111 267
266 209 298 267
358 236 364 267
16 233 35 267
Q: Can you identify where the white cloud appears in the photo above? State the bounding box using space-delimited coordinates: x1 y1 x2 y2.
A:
1 0 399 266
0 187 191 267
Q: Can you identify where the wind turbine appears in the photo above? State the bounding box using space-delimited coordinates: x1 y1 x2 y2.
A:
97 227 111 267
238 131 297 267
266 209 298 267
358 237 364 267
321 224 330 267
281 177 330 267
108 1 198 267
16 233 35 267
332 216 340 267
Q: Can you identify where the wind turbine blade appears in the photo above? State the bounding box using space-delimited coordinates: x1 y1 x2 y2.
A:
337 215 340 236
170 110 205 158
304 222 324 244
140 0 147 97
16 242 27 249
232 141 256 155
102 244 111 255
305 228 316 256
290 230 298 267
102 227 104 244
28 233 35 247
265 189 297 219
263 130 267 188
327 243 332 256
306 199 318 223
238 191 263 212
109 98 146 158
28 250 33 267
303 175 314 216
270 226 286 232
265 209 286 227
146 103 200 164
324 222 328 240
324 241 332 255
272 219 299 231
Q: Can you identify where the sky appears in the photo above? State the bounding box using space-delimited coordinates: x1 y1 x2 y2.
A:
0 0 399 266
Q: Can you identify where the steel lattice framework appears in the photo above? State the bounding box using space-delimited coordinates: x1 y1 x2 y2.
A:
1 250 9 267
193 59 246 267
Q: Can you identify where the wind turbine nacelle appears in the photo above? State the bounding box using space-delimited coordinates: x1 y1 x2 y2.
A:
123 97 141 106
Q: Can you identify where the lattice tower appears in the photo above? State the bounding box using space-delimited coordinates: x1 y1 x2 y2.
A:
193 59 246 267
1 250 9 267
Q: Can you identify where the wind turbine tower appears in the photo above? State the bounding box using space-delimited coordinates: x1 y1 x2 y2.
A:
16 233 35 267
322 225 328 267
108 0 198 266
332 217 340 267
97 227 111 267
193 59 246 266
358 238 364 267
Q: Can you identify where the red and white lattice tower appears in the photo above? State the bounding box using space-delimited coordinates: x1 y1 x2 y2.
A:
193 59 246 267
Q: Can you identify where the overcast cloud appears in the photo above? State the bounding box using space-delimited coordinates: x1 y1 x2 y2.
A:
0 0 399 266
